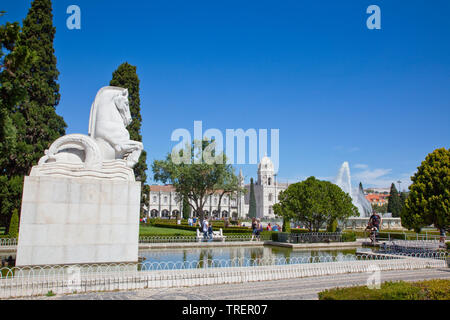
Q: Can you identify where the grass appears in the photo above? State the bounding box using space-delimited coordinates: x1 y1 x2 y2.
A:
318 279 450 300
139 225 196 237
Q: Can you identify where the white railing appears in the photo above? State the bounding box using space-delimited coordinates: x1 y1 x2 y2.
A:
0 238 17 247
0 252 447 299
139 234 269 243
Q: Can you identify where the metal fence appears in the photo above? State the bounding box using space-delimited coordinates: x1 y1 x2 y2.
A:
288 232 342 243
139 234 270 243
0 239 17 247
379 239 444 254
0 252 447 299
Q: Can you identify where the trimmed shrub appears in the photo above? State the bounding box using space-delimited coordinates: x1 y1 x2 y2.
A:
151 223 252 234
290 229 314 234
341 232 356 242
319 280 450 300
8 210 19 239
271 232 289 242
282 217 291 233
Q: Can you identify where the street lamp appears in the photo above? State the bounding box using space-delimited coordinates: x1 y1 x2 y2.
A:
397 180 402 193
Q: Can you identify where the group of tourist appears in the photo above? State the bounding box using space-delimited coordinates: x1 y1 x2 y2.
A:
201 218 214 241
266 223 282 232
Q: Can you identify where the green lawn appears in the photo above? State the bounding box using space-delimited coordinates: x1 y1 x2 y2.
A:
139 225 196 237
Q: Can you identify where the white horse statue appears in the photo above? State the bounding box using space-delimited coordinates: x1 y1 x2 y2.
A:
34 86 143 181
89 86 143 167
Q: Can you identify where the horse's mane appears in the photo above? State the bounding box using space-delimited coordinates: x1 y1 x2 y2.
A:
88 86 127 139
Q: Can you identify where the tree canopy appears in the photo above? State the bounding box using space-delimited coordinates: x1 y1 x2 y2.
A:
152 139 240 221
401 148 449 233
110 62 148 215
388 183 402 217
273 176 358 232
0 0 65 231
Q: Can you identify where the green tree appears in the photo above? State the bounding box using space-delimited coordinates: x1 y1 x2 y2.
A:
110 62 148 214
182 195 191 220
401 148 449 233
8 209 19 238
273 177 358 232
216 169 246 219
152 139 233 222
248 178 256 218
9 0 66 177
400 191 408 211
0 0 66 231
282 216 291 232
109 62 147 182
388 183 402 217
372 203 388 214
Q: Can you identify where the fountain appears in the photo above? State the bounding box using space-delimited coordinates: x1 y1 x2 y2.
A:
335 162 373 217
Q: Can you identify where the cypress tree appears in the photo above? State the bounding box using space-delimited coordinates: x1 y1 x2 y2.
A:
110 63 148 214
388 183 402 217
8 0 67 177
8 209 19 238
0 1 65 231
182 196 191 220
248 178 257 218
109 62 148 182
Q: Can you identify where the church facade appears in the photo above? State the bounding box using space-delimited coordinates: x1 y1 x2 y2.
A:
148 156 288 219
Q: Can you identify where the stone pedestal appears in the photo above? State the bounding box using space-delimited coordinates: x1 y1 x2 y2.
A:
16 176 140 267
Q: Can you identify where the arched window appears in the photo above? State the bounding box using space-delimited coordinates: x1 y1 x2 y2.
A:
268 177 271 185
150 209 158 218
268 193 273 202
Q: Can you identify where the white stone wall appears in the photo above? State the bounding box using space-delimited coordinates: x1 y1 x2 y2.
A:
16 176 140 266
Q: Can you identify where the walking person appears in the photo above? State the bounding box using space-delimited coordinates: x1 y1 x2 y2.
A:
368 211 381 243
255 219 262 241
202 218 209 241
250 218 257 241
208 222 213 241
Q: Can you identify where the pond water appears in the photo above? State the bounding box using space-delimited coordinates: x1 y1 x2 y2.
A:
1 246 363 271
139 246 359 265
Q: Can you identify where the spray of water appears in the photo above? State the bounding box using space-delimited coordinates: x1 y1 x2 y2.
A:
335 162 373 217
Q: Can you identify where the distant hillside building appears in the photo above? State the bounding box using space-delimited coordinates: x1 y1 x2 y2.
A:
365 193 390 206
148 156 287 219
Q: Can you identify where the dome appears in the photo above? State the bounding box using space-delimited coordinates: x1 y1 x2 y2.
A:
258 156 274 171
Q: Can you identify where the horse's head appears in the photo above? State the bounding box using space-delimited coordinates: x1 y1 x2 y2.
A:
114 89 132 127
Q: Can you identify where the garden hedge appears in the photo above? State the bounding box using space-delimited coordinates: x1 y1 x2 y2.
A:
319 279 450 300
151 223 252 234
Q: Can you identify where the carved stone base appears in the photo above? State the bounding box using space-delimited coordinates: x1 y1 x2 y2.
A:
30 159 135 181
16 176 140 266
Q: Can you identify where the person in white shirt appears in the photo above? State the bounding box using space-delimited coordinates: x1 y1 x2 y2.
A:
202 218 209 240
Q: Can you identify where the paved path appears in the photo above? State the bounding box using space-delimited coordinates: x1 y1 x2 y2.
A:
28 268 449 300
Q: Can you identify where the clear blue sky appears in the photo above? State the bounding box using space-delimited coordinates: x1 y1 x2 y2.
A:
3 0 450 190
